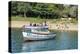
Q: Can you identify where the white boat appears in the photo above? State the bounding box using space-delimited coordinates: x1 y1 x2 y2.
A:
22 25 56 41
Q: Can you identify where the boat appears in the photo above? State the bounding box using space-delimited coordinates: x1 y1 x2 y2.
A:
22 24 56 41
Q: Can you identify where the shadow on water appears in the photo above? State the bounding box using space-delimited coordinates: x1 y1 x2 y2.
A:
22 37 57 52
24 36 56 42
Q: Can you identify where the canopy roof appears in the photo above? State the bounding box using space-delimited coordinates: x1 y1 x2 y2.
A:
24 25 48 29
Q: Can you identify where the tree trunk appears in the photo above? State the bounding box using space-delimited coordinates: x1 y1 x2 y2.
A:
24 11 26 18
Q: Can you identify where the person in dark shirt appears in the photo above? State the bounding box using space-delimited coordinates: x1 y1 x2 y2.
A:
30 23 32 26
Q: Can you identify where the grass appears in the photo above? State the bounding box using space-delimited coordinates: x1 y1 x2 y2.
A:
11 16 59 23
11 16 78 24
11 16 46 23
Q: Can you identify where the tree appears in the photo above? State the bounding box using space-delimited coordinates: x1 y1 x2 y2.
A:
11 1 18 16
10 1 78 19
17 2 32 18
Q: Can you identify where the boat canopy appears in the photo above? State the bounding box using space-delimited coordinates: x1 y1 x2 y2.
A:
24 25 48 29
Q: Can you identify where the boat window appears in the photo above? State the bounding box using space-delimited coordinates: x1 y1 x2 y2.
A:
24 29 31 32
34 28 48 32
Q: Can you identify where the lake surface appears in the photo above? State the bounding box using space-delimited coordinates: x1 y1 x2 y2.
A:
10 28 78 53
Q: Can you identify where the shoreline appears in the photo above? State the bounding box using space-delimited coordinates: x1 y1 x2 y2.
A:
10 21 78 31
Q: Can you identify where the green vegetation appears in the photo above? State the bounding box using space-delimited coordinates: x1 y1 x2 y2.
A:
9 1 78 20
11 16 56 23
9 1 78 24
11 16 77 24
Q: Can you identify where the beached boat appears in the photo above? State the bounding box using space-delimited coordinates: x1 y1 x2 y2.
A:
22 24 56 40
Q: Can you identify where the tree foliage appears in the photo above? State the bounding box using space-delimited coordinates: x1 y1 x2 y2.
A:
10 1 78 19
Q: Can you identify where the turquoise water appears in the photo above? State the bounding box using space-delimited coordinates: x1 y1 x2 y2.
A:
10 28 78 53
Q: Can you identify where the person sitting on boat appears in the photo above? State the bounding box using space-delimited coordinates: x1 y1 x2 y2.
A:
44 21 47 26
36 23 39 26
30 23 32 26
33 23 36 26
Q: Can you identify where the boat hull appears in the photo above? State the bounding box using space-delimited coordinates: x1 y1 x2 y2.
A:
22 32 56 41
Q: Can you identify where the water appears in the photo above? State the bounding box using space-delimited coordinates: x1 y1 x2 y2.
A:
10 28 78 53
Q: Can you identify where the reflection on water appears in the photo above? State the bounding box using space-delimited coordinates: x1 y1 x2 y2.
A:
22 39 56 52
10 28 78 53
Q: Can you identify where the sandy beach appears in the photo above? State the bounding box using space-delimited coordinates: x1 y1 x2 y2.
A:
10 21 78 31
